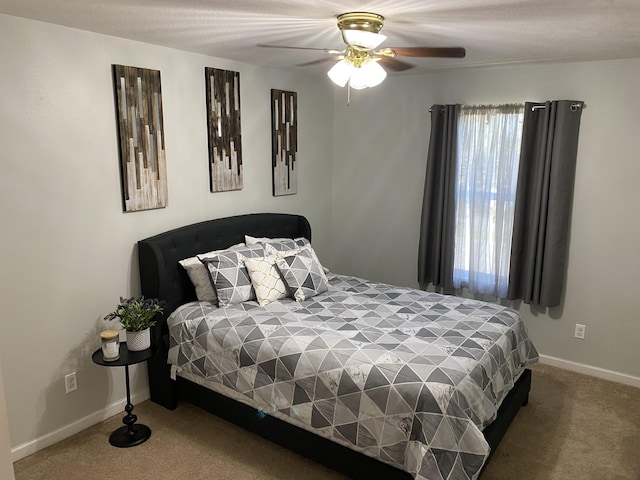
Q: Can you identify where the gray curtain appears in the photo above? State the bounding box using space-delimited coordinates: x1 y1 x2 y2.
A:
417 104 459 289
508 100 584 307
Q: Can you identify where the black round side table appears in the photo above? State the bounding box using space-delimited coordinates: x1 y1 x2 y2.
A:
92 343 157 448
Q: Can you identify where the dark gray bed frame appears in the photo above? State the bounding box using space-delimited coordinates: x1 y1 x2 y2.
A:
138 213 531 479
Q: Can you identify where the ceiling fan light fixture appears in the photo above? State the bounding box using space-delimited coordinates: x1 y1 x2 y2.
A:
337 12 384 33
341 30 387 49
331 11 388 89
367 60 387 86
353 59 387 88
327 58 387 89
348 67 370 90
327 59 352 87
337 12 386 50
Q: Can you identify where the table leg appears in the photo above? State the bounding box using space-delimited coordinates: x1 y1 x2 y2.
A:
108 364 151 448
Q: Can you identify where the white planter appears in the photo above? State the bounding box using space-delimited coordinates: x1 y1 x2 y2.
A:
126 328 151 351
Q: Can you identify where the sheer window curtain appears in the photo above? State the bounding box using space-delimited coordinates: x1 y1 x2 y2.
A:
453 105 524 297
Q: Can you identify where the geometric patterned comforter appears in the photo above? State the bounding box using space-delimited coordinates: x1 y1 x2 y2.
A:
167 273 539 480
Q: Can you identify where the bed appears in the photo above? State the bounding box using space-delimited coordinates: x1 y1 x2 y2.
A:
138 213 538 480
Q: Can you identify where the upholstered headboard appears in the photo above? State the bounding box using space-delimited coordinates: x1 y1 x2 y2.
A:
137 212 311 408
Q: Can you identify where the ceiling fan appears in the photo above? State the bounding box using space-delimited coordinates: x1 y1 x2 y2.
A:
260 12 466 91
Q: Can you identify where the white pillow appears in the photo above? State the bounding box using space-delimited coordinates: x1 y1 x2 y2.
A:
243 255 289 306
178 243 245 303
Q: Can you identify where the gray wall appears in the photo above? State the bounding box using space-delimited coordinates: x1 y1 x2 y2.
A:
0 14 334 450
331 58 640 380
0 364 15 479
2 11 639 456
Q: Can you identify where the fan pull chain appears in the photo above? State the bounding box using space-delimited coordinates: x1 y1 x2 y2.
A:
347 83 351 106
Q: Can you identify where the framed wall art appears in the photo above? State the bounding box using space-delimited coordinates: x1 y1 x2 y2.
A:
271 89 297 196
113 64 167 212
205 67 243 192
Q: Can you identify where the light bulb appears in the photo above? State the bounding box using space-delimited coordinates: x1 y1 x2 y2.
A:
346 59 387 89
348 65 370 89
360 60 387 87
327 59 353 88
341 30 387 49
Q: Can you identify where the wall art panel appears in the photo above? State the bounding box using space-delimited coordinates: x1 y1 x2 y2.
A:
113 64 167 212
205 68 243 192
271 89 297 196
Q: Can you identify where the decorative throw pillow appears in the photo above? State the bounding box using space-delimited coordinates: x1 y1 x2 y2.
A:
267 244 329 282
275 247 329 302
244 255 289 306
199 244 265 307
245 235 310 252
178 243 245 303
245 235 331 275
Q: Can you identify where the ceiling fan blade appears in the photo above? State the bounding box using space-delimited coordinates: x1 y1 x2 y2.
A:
296 57 340 67
378 56 415 72
257 44 340 54
385 47 466 58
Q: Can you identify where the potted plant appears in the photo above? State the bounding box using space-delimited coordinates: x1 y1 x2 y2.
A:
104 296 164 351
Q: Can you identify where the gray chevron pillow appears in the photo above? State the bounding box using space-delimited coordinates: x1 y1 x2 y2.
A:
275 247 328 302
179 242 245 303
245 235 310 252
200 244 265 306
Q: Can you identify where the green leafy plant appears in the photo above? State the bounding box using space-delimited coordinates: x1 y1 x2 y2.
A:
104 296 164 332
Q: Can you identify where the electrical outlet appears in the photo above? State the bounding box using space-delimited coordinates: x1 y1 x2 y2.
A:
574 324 586 340
65 372 77 393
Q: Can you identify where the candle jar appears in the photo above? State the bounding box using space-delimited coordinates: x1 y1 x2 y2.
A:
100 329 120 361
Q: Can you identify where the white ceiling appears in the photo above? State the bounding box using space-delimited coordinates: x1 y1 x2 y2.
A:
1 0 640 74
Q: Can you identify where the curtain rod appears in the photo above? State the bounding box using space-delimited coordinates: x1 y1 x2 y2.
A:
428 104 524 113
428 102 586 113
531 103 585 111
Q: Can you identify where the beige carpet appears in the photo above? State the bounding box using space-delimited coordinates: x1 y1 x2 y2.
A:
13 364 640 480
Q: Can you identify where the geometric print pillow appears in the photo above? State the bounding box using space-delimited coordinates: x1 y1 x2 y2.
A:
263 242 330 277
243 255 289 306
275 247 329 302
245 235 310 252
178 243 245 303
245 236 330 275
200 244 265 307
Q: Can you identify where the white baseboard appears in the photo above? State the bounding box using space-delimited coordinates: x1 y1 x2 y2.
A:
12 357 638 462
11 389 149 462
538 354 640 389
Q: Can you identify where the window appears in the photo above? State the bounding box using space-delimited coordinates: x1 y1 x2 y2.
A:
419 100 583 306
452 105 524 297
